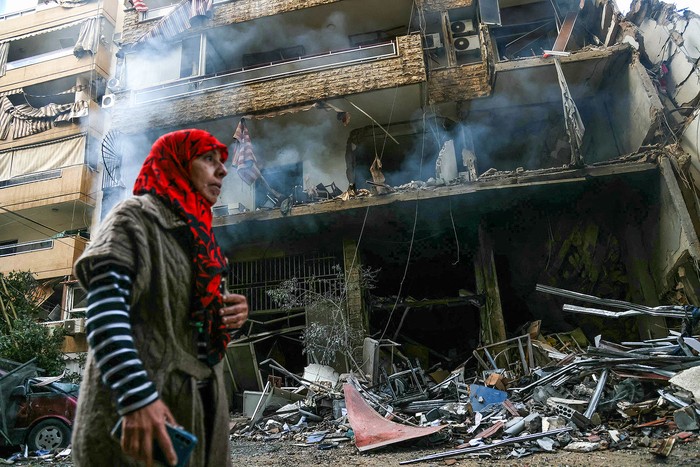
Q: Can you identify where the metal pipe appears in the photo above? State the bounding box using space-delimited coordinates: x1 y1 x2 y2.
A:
583 368 609 419
399 427 574 464
564 304 686 319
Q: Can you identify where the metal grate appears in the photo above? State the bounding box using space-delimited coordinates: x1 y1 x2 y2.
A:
228 253 340 312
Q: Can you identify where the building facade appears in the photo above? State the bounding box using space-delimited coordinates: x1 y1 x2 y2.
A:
0 0 121 356
4 0 700 395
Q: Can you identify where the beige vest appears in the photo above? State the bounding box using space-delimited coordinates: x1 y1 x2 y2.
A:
71 194 231 467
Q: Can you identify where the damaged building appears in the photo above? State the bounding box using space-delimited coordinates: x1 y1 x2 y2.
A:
0 0 121 366
2 0 700 415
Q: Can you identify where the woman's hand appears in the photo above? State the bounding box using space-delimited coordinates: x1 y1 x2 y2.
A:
120 400 178 467
221 293 248 330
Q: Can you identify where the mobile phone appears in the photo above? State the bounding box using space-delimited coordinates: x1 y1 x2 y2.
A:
111 418 198 467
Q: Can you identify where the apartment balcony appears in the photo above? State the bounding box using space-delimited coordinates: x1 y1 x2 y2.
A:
0 101 107 152
111 34 426 132
0 235 88 280
0 0 118 41
1 42 112 91
0 164 96 212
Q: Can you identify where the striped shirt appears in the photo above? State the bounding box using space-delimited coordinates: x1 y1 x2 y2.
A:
85 260 158 415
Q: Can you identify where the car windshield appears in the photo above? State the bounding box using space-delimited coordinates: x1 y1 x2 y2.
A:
49 382 79 397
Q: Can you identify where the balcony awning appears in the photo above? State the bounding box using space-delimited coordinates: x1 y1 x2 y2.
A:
0 133 86 182
132 0 213 46
0 15 100 76
0 96 89 141
0 17 87 44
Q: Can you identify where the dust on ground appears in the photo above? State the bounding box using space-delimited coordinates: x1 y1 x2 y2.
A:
229 436 700 467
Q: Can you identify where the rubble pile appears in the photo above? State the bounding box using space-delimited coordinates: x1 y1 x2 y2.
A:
232 290 700 463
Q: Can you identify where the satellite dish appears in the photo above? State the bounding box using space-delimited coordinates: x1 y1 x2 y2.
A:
101 130 126 189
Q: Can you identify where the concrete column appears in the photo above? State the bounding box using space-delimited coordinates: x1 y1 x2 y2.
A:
474 222 507 345
343 238 367 366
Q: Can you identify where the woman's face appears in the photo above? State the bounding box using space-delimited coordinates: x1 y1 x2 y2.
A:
190 149 228 205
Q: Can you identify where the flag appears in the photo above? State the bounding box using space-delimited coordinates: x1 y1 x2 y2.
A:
231 119 261 186
132 0 148 12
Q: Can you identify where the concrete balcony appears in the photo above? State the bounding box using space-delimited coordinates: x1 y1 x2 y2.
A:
0 235 88 280
0 0 118 41
0 46 112 91
0 164 97 212
111 34 426 132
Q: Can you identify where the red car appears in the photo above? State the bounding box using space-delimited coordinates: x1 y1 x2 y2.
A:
1 370 78 451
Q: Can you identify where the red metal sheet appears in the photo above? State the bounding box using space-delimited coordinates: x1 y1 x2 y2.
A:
343 383 445 452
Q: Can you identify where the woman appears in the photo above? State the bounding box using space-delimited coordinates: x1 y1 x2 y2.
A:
72 129 248 466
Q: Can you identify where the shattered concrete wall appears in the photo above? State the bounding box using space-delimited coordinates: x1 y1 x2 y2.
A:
617 0 700 304
654 155 700 294
583 53 664 160
626 0 700 176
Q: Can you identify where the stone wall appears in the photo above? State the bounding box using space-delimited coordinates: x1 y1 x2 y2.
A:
427 62 491 104
416 0 474 11
121 0 342 43
112 34 426 132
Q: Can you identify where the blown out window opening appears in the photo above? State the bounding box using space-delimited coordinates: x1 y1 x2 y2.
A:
130 39 397 104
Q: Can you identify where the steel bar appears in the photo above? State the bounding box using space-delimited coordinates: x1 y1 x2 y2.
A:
658 389 700 416
510 362 580 394
399 427 574 464
517 337 529 374
564 304 686 319
537 284 686 315
483 348 499 370
583 368 609 419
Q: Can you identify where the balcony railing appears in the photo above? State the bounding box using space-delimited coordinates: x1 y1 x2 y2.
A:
0 235 87 280
132 41 398 104
0 2 39 21
0 169 62 189
0 239 53 258
5 47 74 71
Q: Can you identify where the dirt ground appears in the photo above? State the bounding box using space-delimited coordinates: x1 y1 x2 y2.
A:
229 436 700 467
2 436 698 466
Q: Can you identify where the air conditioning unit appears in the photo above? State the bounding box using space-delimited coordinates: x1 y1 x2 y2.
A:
64 317 86 335
451 20 476 36
423 33 443 50
454 35 480 53
106 78 121 92
101 92 115 108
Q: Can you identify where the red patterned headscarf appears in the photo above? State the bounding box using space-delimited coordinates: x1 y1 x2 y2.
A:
133 129 230 366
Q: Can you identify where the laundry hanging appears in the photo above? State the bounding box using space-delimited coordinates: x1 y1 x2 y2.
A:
231 119 261 186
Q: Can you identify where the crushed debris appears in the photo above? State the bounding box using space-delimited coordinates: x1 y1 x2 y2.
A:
230 287 700 464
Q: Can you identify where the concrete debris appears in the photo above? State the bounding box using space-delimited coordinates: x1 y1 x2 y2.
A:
230 308 700 464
